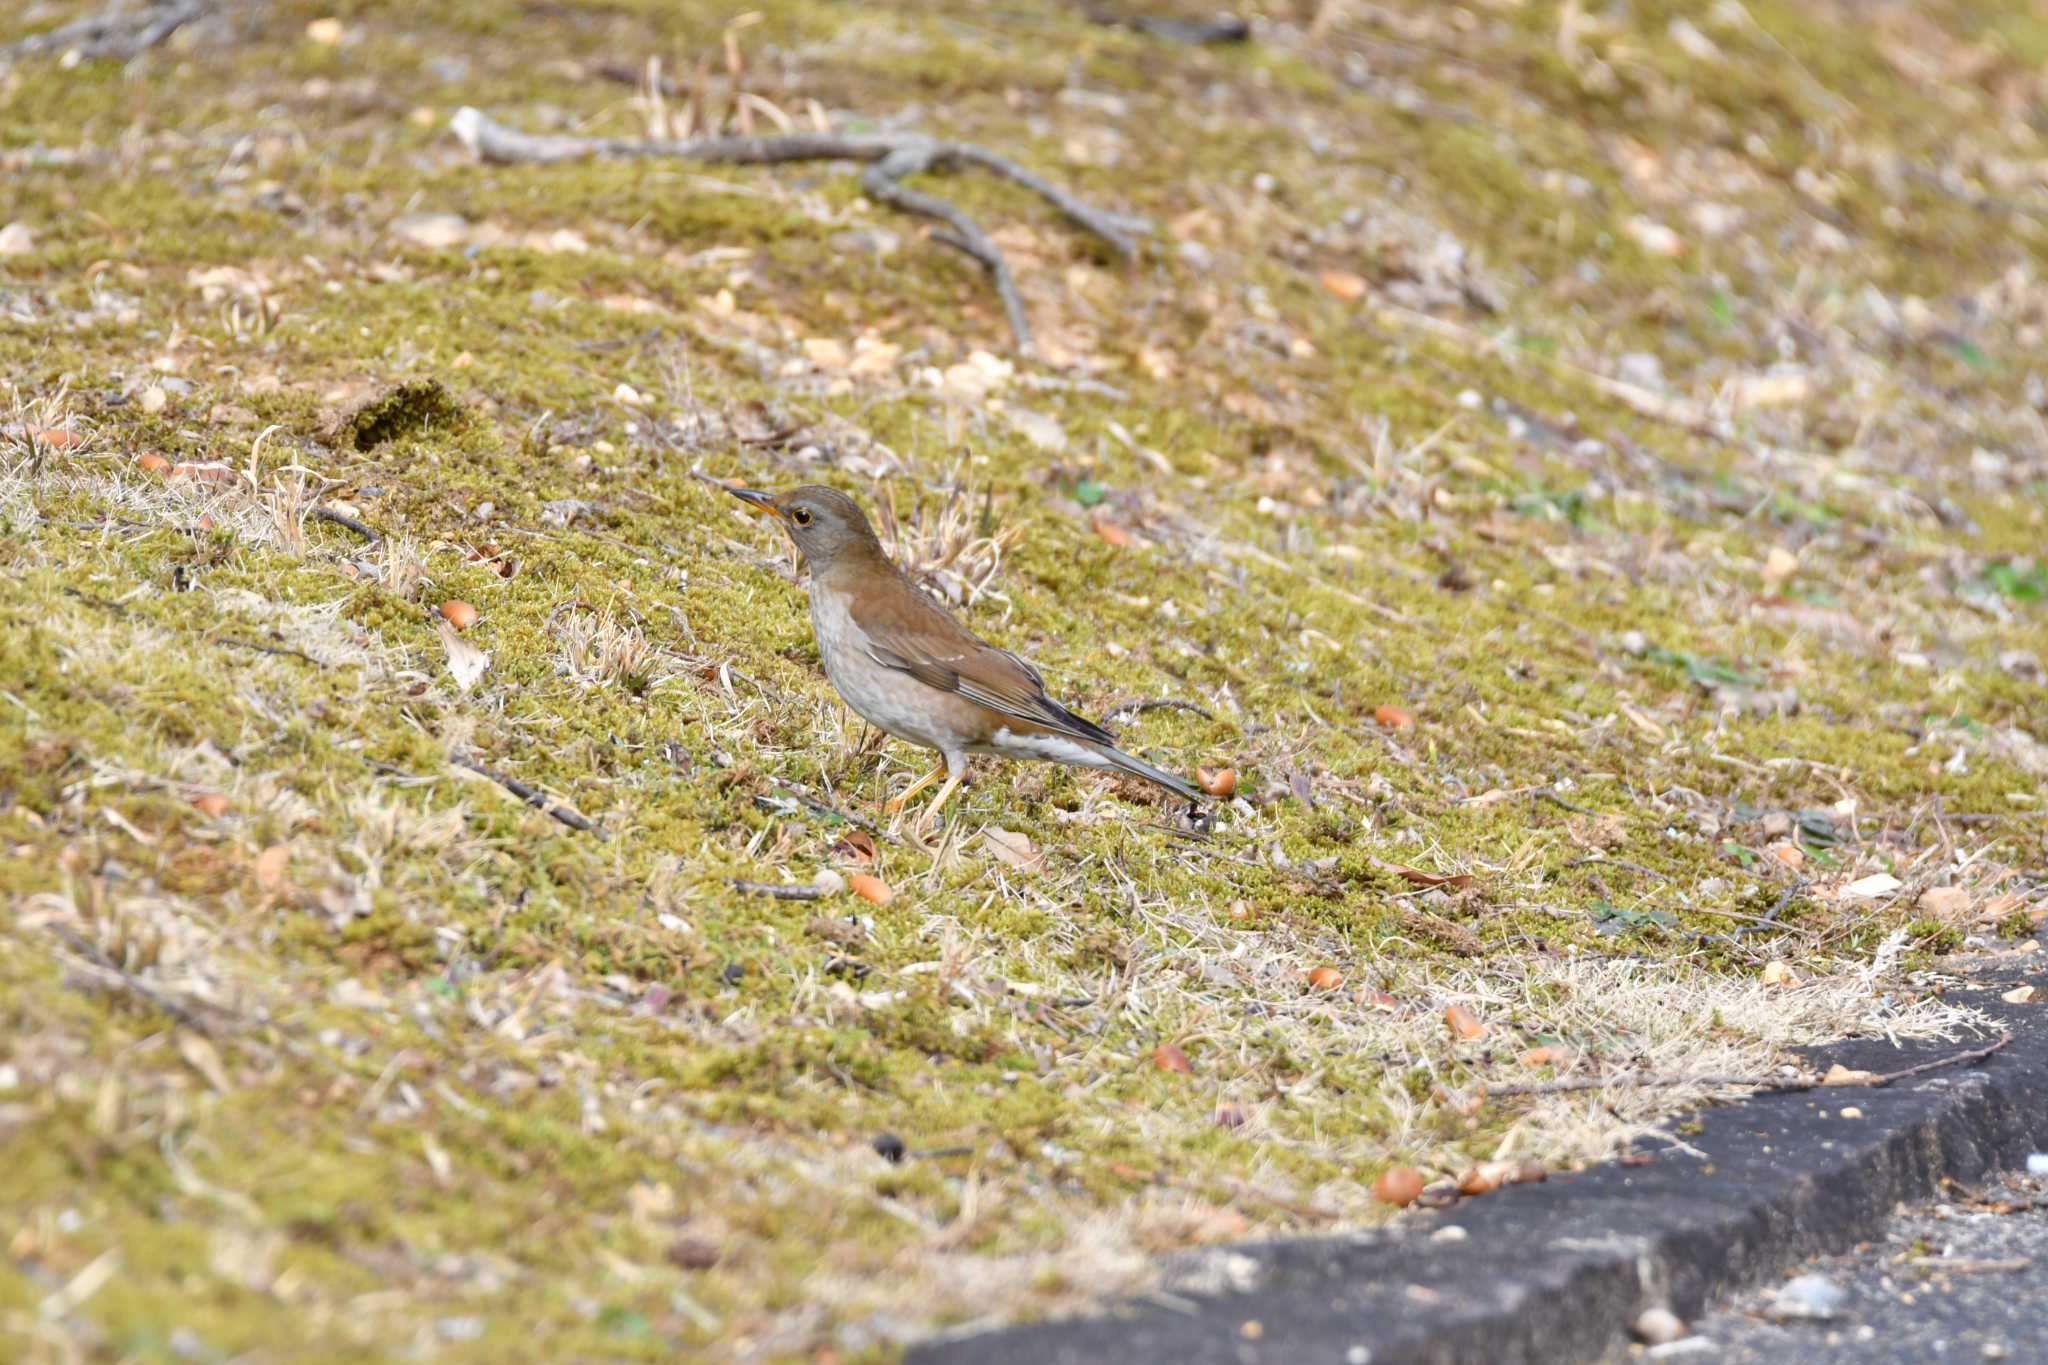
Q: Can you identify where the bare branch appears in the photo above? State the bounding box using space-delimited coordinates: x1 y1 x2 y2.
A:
448 106 1148 355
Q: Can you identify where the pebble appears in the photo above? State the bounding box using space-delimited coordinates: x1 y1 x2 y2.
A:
1634 1307 1687 1345
1647 1340 1721 1361
1768 1273 1848 1321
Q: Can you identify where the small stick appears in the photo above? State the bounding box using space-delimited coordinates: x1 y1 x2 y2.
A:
1533 787 1596 816
448 106 1147 355
767 780 886 838
1101 697 1215 726
731 879 826 901
1563 857 1671 881
213 635 324 667
46 923 221 1035
1486 1033 2011 1099
451 752 606 837
3 0 207 62
1906 1256 2031 1273
1731 877 1806 939
313 504 384 546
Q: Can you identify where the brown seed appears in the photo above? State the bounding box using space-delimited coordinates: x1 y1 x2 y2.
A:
1093 519 1136 548
1306 966 1344 992
1373 704 1415 729
1319 269 1368 303
191 793 231 819
1152 1043 1192 1075
439 600 479 631
849 872 893 906
1457 1166 1500 1197
1444 1004 1486 1040
137 452 171 475
1197 766 1238 798
1372 1165 1425 1207
665 1238 721 1271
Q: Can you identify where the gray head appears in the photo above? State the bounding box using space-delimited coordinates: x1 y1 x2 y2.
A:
726 483 881 567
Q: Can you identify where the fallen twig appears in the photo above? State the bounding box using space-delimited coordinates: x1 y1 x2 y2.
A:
1486 1033 2011 1099
1101 697 1215 726
2 0 208 62
312 504 384 546
451 752 606 837
1563 856 1670 881
46 923 222 1035
732 879 827 901
213 635 325 667
1534 787 1596 816
1086 8 1250 45
1907 1256 2031 1273
448 106 1146 355
763 780 886 838
1731 877 1806 939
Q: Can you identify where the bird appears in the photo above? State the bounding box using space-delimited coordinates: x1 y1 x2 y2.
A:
725 482 1207 831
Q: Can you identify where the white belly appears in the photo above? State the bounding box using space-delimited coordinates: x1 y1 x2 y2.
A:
808 587 953 754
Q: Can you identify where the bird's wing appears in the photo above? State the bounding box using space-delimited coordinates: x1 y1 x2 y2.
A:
853 581 1117 747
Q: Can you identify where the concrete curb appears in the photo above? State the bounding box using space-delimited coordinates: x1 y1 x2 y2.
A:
909 971 2048 1365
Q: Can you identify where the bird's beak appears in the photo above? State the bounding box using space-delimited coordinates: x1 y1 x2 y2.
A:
726 485 784 519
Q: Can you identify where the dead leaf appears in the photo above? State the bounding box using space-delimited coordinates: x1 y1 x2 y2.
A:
177 1031 233 1093
981 827 1044 873
1761 961 1800 987
1319 269 1367 302
832 831 877 864
253 844 291 892
1373 857 1477 889
1567 813 1628 850
1841 873 1903 899
438 618 490 694
1918 886 1973 921
2003 985 2036 1005
1761 545 1800 588
1093 518 1136 548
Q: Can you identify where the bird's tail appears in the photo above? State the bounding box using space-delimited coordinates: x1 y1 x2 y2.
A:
1091 742 1208 804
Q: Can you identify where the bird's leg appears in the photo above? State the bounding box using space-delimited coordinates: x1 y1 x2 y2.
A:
884 764 947 814
916 762 969 835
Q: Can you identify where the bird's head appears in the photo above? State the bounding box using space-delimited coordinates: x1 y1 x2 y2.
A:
726 483 879 567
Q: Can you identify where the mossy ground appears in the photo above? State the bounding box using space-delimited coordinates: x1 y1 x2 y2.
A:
3 0 2047 1360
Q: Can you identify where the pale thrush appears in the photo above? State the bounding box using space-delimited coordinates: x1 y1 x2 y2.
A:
728 483 1205 829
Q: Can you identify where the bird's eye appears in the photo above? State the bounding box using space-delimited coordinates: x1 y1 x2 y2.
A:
791 507 813 526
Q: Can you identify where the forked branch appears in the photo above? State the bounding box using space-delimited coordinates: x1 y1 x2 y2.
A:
449 106 1148 356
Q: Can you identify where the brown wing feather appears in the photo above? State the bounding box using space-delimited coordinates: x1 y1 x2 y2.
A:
852 573 1116 746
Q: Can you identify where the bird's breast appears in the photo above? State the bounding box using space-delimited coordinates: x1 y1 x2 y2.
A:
807 586 959 754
